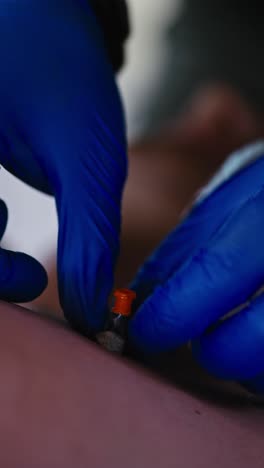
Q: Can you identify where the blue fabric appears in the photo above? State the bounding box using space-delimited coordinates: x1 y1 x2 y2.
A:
129 155 264 393
0 1 127 332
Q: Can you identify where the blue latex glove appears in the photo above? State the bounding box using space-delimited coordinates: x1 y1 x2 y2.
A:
129 147 264 394
0 1 127 332
0 199 47 302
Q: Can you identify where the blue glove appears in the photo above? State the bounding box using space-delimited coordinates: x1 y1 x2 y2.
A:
0 199 47 302
129 147 264 394
0 1 127 332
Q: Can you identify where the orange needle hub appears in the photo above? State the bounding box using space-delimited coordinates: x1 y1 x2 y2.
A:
112 288 136 317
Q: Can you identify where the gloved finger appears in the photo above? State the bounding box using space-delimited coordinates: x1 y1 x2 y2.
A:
129 186 264 354
131 155 264 308
0 199 8 241
192 292 264 384
57 165 125 335
0 248 47 302
53 82 126 334
42 66 126 334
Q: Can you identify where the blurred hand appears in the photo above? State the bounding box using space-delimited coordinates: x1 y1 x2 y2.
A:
0 0 127 333
129 149 264 394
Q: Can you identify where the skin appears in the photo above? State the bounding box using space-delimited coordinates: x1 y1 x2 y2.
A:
0 301 263 468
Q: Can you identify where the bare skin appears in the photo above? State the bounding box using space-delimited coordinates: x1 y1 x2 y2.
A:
0 301 263 467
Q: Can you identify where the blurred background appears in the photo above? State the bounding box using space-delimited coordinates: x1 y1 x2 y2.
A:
1 0 264 315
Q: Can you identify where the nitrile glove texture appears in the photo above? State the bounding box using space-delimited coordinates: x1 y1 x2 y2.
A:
0 0 127 333
129 151 264 394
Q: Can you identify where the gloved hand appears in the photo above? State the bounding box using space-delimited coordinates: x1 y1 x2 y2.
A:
129 144 264 394
0 0 127 333
0 200 47 302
